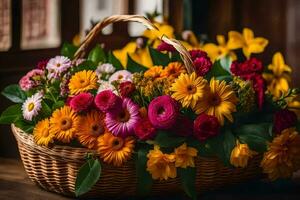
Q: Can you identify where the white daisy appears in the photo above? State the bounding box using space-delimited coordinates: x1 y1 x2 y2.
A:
97 80 117 94
109 70 132 83
46 56 72 79
96 63 116 75
22 92 43 121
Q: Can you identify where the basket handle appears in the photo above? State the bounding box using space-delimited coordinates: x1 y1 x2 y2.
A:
73 15 195 74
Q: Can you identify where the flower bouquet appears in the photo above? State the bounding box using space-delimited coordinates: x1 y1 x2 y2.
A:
1 15 300 199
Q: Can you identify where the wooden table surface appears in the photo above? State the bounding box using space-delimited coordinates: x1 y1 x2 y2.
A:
0 157 300 200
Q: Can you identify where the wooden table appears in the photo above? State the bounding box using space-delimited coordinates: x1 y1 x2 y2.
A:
0 157 300 200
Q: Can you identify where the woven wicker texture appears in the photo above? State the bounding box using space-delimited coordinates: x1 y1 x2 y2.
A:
12 124 262 198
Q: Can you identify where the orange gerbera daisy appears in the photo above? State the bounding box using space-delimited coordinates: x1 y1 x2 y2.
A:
97 132 135 166
68 70 98 95
160 62 186 78
49 106 79 143
33 118 55 146
76 111 106 149
144 66 163 79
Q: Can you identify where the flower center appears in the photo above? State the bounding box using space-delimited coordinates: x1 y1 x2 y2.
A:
27 102 35 112
41 129 49 137
60 117 72 130
157 107 165 115
210 94 221 106
56 63 61 67
111 138 124 150
118 75 124 80
90 123 104 136
186 84 196 94
117 109 130 122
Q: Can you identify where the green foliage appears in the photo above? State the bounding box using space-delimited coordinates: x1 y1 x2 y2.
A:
71 60 97 74
205 59 231 80
205 129 236 166
126 54 148 73
148 46 170 66
40 101 52 118
108 51 123 70
88 45 107 64
219 55 232 73
136 147 153 196
14 119 34 133
61 42 78 59
234 123 273 153
154 131 186 148
52 100 65 111
1 84 27 103
75 157 101 197
178 167 197 200
0 104 22 124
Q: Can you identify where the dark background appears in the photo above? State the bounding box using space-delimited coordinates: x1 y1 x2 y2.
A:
1 0 300 158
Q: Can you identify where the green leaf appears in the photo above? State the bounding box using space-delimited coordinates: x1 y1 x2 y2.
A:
171 52 182 62
61 42 78 59
178 167 197 200
234 123 272 152
154 131 186 148
148 46 170 66
219 55 232 73
126 54 148 73
206 129 235 166
14 119 34 133
1 84 27 103
75 158 101 197
41 101 52 118
205 59 230 80
88 45 106 64
0 104 22 124
71 60 97 74
136 148 153 196
52 100 65 111
215 75 233 83
108 51 123 70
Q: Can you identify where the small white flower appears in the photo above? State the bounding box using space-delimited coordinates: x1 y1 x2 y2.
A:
46 56 72 79
96 63 116 74
97 80 117 94
109 70 132 83
22 92 43 121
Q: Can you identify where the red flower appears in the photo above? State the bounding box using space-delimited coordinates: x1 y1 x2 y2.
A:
189 49 208 61
69 92 94 112
157 41 176 52
242 73 265 109
193 57 212 76
193 114 220 141
134 118 156 140
242 58 263 74
230 61 242 76
36 59 48 70
273 109 297 134
172 116 193 137
94 90 122 112
119 81 135 97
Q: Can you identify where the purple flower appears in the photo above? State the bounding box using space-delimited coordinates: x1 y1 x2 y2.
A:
148 95 179 129
46 56 72 79
105 98 140 137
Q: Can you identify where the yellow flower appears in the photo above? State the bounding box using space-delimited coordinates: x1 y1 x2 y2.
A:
230 140 257 168
194 78 238 125
160 62 186 79
33 118 55 146
261 128 300 180
146 145 176 180
144 66 163 79
97 132 135 167
68 70 98 95
227 28 268 58
203 35 237 62
76 111 106 149
143 22 174 42
171 72 208 108
263 52 292 98
49 106 79 143
174 143 198 168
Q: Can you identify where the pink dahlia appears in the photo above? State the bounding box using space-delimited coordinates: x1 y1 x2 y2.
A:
119 81 135 97
134 118 156 140
70 92 94 112
94 90 122 112
148 95 179 129
46 56 72 79
19 69 44 91
106 98 140 137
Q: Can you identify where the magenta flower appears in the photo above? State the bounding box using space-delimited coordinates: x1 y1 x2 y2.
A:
70 92 94 112
19 69 44 91
94 90 122 112
105 98 140 137
148 95 179 129
134 118 157 140
157 41 176 52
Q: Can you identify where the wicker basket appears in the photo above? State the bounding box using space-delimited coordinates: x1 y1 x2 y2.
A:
12 15 263 198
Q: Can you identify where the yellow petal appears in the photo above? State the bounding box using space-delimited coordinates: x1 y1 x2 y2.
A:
247 38 268 53
243 28 254 43
227 31 244 49
216 35 226 46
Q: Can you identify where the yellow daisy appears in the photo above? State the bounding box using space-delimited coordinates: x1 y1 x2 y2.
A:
68 70 98 95
76 111 107 149
97 132 135 167
174 143 198 168
230 140 257 168
194 78 238 125
171 72 208 108
160 62 186 79
33 118 55 147
144 66 163 79
49 106 79 143
146 145 177 180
